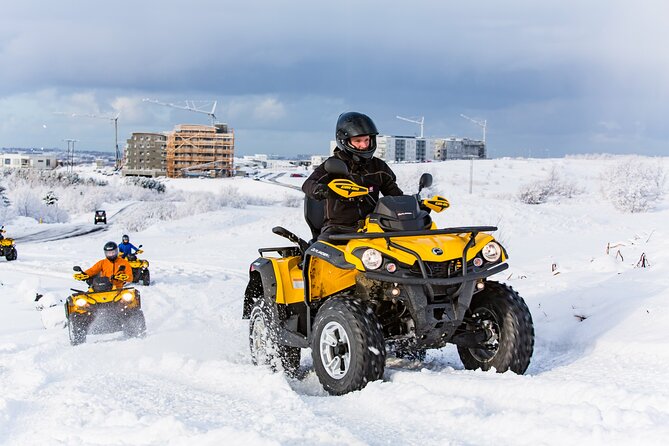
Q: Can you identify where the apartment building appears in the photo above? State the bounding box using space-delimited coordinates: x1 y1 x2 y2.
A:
123 132 167 177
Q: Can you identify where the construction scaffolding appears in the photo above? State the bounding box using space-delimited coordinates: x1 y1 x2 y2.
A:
166 124 234 178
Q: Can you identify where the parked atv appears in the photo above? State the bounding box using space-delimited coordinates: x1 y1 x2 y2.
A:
243 159 534 395
123 246 151 286
0 226 17 261
66 265 146 345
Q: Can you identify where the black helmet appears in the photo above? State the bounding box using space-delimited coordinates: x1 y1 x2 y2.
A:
104 241 118 262
122 234 129 243
335 112 378 161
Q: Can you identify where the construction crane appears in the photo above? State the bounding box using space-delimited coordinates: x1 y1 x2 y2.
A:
143 98 217 126
396 115 425 138
54 112 122 170
460 114 487 144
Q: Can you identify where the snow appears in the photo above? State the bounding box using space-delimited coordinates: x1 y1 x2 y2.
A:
1 156 669 445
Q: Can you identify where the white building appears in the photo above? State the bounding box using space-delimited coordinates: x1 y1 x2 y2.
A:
329 135 485 163
310 154 328 167
1 153 58 170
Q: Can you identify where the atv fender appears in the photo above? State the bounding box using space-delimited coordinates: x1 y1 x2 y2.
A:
243 258 278 319
305 241 355 270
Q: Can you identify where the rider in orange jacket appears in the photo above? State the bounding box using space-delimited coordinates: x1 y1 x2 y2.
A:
84 241 133 289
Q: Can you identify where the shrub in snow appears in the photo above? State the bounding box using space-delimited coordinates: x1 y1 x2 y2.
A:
601 159 666 213
125 177 166 193
518 167 582 204
115 201 178 232
281 194 302 208
43 190 58 206
0 168 107 188
10 189 69 223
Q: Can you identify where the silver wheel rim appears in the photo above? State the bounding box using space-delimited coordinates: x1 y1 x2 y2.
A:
251 312 270 365
319 321 351 379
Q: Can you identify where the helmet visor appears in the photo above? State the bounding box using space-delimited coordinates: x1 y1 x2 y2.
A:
105 248 119 261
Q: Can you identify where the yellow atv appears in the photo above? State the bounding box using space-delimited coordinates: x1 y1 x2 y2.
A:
66 266 146 345
244 159 534 395
0 226 17 261
124 246 151 286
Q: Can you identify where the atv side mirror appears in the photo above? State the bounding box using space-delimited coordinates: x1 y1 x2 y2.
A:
138 245 143 249
324 158 349 176
73 266 83 272
419 173 433 192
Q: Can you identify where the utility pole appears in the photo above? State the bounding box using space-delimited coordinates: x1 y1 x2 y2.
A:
396 115 425 138
63 139 78 173
55 112 121 169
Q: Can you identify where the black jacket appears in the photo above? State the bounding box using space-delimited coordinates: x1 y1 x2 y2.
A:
302 149 403 229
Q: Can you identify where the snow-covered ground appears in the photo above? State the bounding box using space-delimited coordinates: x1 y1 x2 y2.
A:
1 156 668 445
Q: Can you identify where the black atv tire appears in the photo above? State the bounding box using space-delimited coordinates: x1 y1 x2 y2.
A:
249 300 300 376
5 247 17 261
311 297 386 395
123 311 147 338
141 270 151 286
457 281 534 374
68 315 87 346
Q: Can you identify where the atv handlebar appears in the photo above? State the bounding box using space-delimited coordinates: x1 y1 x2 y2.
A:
326 226 498 241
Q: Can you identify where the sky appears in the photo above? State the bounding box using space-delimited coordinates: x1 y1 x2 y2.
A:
1 0 668 158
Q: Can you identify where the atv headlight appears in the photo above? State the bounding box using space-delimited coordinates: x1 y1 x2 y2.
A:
361 249 383 270
121 291 135 302
75 298 88 307
141 260 149 268
481 242 502 262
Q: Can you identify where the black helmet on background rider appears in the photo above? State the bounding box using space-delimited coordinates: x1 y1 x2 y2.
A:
122 234 129 243
104 241 119 262
335 112 378 161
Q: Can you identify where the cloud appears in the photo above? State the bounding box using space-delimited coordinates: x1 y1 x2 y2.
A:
253 98 286 121
1 1 668 156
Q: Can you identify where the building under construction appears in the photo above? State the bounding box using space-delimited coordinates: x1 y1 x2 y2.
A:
166 124 234 178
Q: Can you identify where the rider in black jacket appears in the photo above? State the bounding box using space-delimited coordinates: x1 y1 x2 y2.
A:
302 112 403 237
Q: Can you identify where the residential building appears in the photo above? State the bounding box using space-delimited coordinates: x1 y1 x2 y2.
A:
435 138 486 160
166 124 234 178
329 135 485 163
0 153 58 170
123 132 167 177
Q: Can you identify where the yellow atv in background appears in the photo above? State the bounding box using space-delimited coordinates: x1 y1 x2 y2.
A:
124 245 151 286
66 266 146 345
0 226 17 261
244 158 534 395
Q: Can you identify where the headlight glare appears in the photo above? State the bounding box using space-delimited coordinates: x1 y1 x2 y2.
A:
75 298 88 307
121 291 134 302
481 242 502 262
361 249 383 270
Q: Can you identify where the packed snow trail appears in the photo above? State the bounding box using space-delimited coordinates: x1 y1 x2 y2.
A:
2 159 669 445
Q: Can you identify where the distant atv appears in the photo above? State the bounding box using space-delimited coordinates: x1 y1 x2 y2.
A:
124 246 151 286
243 158 534 395
94 210 107 225
66 266 146 345
0 226 17 261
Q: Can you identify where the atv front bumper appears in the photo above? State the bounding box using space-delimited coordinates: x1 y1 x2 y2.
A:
364 262 509 348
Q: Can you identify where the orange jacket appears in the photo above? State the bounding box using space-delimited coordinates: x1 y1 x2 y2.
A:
85 257 133 289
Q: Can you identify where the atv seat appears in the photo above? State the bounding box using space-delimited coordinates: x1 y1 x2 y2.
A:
304 196 325 243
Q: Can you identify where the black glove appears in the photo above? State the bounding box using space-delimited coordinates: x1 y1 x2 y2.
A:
313 184 330 200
